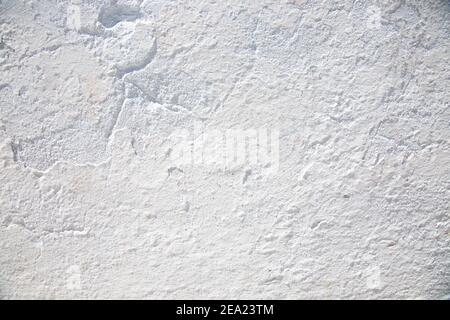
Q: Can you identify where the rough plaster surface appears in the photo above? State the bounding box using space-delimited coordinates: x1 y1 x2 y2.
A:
0 0 449 299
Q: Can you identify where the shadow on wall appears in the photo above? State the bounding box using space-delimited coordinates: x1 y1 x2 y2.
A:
98 2 142 28
0 0 17 15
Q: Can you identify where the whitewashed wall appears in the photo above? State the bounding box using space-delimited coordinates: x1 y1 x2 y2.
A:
0 0 449 299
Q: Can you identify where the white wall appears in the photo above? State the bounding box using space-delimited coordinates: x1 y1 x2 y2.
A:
0 0 449 299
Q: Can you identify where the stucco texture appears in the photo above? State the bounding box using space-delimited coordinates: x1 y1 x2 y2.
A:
0 0 449 299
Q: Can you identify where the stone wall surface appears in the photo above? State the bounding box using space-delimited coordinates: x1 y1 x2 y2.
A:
0 0 449 299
